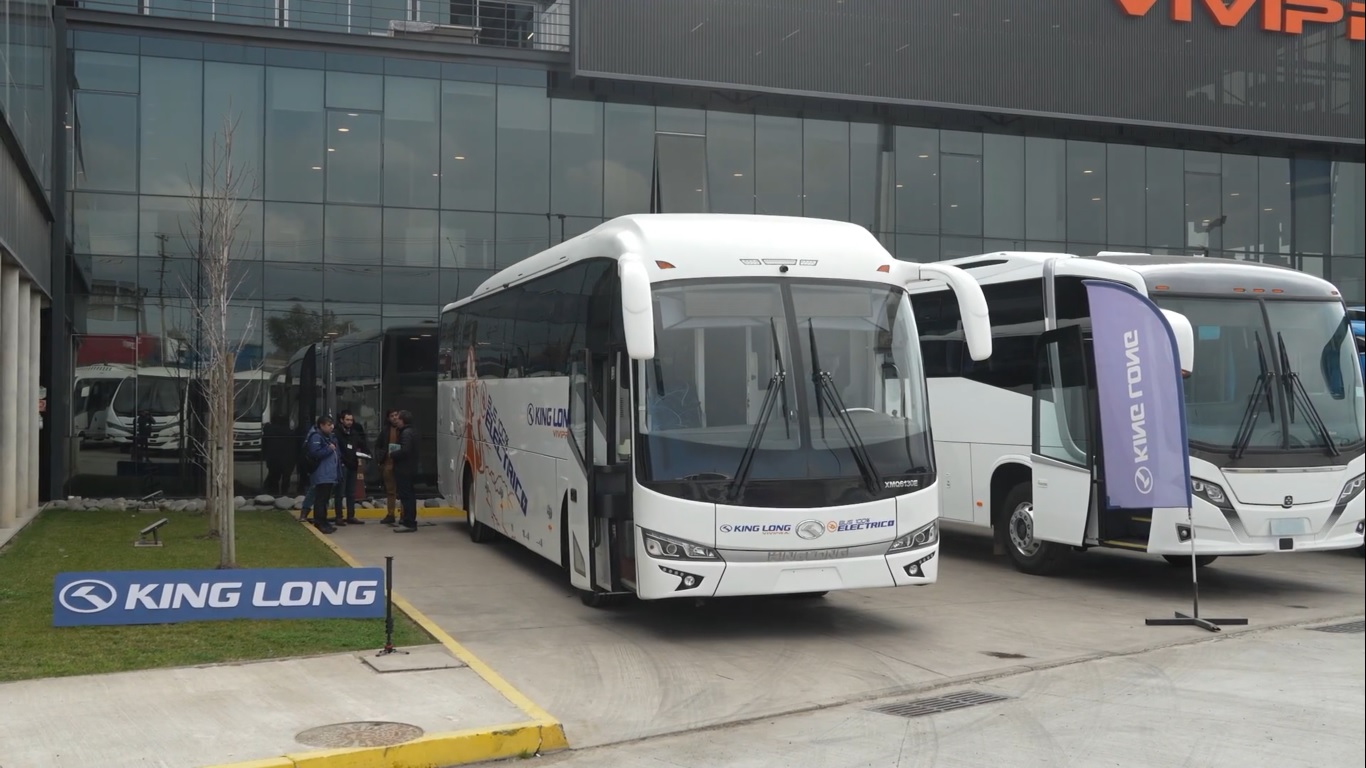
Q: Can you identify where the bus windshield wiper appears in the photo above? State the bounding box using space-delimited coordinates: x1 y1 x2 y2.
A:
807 320 882 495
726 318 788 501
1277 332 1340 456
1232 332 1274 459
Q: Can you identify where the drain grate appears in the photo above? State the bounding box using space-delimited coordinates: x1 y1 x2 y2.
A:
869 690 1011 719
1307 620 1365 634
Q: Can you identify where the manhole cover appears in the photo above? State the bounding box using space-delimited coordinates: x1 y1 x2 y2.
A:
295 721 425 748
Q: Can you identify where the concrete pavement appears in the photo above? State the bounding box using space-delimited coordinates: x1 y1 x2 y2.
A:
529 619 1366 768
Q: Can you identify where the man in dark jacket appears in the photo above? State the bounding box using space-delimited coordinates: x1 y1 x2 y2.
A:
304 416 341 534
331 410 368 526
390 410 421 533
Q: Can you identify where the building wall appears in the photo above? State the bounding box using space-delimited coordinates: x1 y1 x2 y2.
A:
60 17 1366 497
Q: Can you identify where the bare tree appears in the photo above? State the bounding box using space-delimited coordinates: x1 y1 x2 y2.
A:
181 109 259 569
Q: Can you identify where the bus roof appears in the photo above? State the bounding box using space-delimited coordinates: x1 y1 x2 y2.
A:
444 214 892 313
940 251 1341 300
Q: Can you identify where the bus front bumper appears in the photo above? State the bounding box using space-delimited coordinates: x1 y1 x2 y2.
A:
634 545 939 600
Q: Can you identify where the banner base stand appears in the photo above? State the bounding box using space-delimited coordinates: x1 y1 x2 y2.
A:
1146 611 1248 633
375 554 409 657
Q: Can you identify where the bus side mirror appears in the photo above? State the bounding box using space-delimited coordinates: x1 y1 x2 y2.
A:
619 253 656 361
1159 309 1196 378
914 263 992 363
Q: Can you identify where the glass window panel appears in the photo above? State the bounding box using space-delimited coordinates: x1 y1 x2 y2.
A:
139 196 198 259
1146 148 1185 250
1185 151 1222 254
383 266 440 305
895 234 939 262
74 92 138 192
496 213 549 269
941 237 983 259
1025 137 1065 242
1066 141 1106 244
755 115 802 217
440 211 496 269
1105 144 1146 248
940 130 982 156
1259 157 1292 255
264 202 323 262
140 58 203 196
983 134 1024 240
383 208 439 267
1329 254 1365 305
73 193 138 256
327 110 381 205
83 255 139 332
266 68 325 202
1330 162 1364 258
263 301 325 363
326 52 384 75
440 80 496 211
233 201 265 261
138 257 196 298
550 98 604 217
325 264 382 303
496 85 550 213
562 216 603 241
262 264 324 303
849 122 880 233
656 106 705 134
293 0 347 32
653 133 707 214
1291 159 1332 256
147 0 213 21
941 153 983 237
324 205 382 264
203 62 265 200
74 51 139 93
384 76 440 207
603 103 654 218
439 269 464 307
706 111 755 215
803 118 850 221
229 259 263 300
325 71 383 111
1221 154 1259 256
894 126 938 234
983 238 1026 252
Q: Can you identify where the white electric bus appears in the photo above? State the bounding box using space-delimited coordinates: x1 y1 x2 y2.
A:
907 251 1366 575
438 213 993 606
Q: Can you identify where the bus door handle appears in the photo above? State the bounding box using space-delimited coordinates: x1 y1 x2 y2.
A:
570 489 578 503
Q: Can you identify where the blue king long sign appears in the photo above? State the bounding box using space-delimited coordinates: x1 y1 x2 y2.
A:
53 567 387 627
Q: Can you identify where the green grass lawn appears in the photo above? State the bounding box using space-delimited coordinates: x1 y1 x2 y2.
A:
0 508 430 683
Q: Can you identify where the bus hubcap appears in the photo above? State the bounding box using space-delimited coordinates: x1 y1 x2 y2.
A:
1009 503 1041 557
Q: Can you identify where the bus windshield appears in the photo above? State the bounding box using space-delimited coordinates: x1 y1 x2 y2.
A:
234 379 268 421
1152 295 1365 454
638 279 934 507
112 375 185 418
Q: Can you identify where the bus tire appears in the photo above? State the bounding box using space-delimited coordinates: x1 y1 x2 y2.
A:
464 471 495 544
1162 554 1218 568
997 483 1070 576
559 498 571 574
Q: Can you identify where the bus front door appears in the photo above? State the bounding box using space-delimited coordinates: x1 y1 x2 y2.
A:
566 349 635 606
1030 327 1094 547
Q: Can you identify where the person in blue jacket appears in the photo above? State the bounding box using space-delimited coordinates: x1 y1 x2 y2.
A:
304 416 342 534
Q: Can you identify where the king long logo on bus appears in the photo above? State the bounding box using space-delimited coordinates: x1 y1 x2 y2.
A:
1123 329 1151 493
480 393 530 516
527 405 570 429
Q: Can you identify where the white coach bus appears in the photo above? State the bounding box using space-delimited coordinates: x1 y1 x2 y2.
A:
906 251 1366 575
438 214 993 606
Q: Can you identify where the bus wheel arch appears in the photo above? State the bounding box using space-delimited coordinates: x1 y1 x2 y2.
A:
992 466 1070 576
464 466 495 544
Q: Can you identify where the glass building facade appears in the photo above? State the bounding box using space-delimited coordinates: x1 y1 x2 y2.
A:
58 7 1366 497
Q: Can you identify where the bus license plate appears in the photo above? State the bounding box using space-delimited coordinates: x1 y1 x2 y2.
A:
1269 518 1310 536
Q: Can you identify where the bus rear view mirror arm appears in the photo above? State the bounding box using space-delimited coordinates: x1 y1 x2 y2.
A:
893 262 992 362
619 253 656 361
1159 308 1196 377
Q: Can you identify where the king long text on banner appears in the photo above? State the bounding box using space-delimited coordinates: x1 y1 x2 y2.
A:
52 567 387 627
1084 279 1194 511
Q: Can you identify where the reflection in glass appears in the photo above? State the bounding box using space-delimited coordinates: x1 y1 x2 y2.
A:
1330 162 1364 258
983 134 1024 240
266 68 325 202
441 80 497 211
327 110 381 205
1065 141 1105 244
265 202 324 262
1221 154 1258 255
804 119 850 221
139 196 197 259
941 154 982 237
653 133 707 214
384 76 440 207
74 51 139 94
262 263 325 303
755 116 802 217
849 122 880 233
1146 148 1184 250
496 85 550 213
383 208 439 266
203 62 265 198
1025 137 1065 242
1185 151 1222 254
325 205 382 264
73 92 138 192
141 58 203 196
384 266 440 305
550 98 605 217
1260 157 1292 255
440 211 496 269
326 71 383 111
325 264 382 303
1105 145 1145 248
894 127 937 234
603 103 654 218
74 194 138 256
705 111 755 215
495 213 549 268
83 256 141 335
1292 159 1332 256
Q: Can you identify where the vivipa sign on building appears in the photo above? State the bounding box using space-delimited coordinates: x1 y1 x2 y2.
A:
1116 0 1364 41
52 567 386 627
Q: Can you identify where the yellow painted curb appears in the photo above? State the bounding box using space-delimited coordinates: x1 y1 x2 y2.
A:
345 506 466 520
201 720 554 768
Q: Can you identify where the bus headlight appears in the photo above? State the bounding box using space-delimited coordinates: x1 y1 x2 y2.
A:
888 521 938 555
1337 474 1365 506
1192 478 1231 509
641 529 720 561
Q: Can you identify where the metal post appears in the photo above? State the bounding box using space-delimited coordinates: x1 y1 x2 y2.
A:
375 555 407 656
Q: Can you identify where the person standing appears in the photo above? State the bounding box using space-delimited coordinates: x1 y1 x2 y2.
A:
374 409 401 526
389 410 420 533
304 416 341 534
331 410 368 526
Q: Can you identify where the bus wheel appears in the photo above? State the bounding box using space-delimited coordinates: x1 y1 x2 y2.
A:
1163 554 1218 568
787 592 828 599
465 473 495 544
998 483 1070 576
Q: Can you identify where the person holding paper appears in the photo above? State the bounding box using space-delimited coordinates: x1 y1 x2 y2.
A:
332 410 369 526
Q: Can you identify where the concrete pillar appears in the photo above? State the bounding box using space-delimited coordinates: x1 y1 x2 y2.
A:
30 291 42 509
0 265 19 527
16 280 31 515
